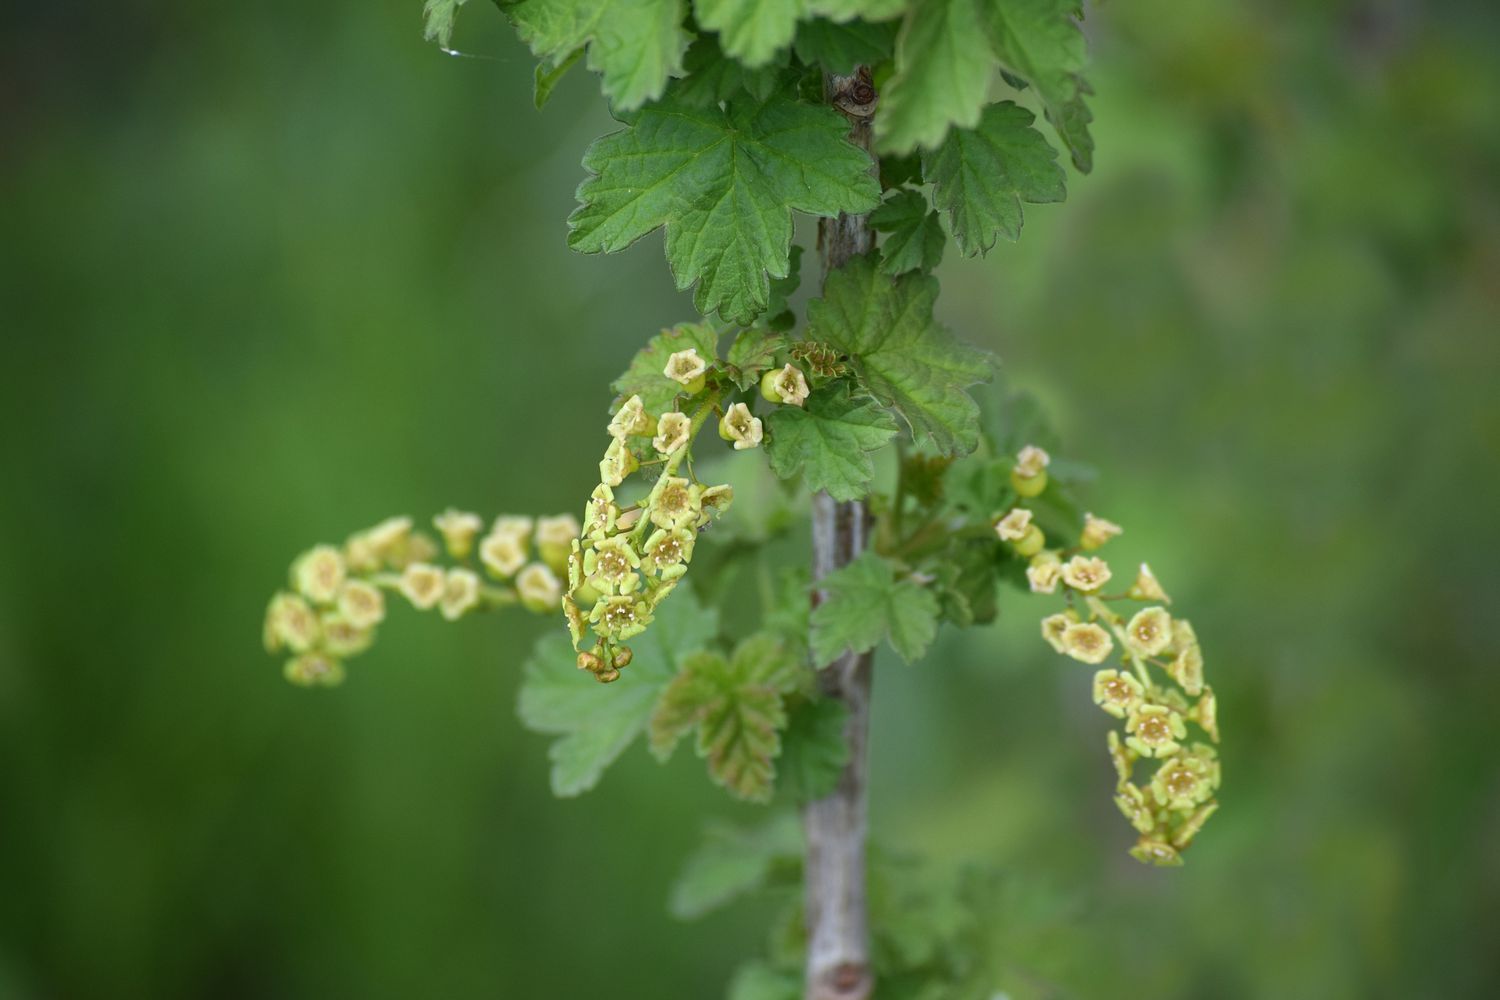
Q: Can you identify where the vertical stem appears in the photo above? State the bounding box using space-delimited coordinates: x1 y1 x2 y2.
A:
803 68 879 1000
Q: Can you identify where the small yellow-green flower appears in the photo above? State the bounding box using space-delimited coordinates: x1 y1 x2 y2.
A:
1193 687 1219 742
1060 555 1111 593
994 508 1033 542
264 592 321 654
590 595 652 641
1129 839 1184 867
490 515 534 548
319 612 374 658
1011 444 1050 497
644 527 695 579
599 437 638 487
1026 551 1061 594
344 532 383 574
1061 622 1114 664
1080 513 1123 551
663 348 708 391
337 580 385 630
292 545 346 604
1092 669 1145 719
480 531 527 579
764 363 810 406
649 476 703 529
1040 612 1074 653
1125 704 1187 758
284 652 345 688
1125 606 1174 658
1127 562 1171 603
1114 782 1157 834
536 514 580 572
516 562 562 613
440 568 482 621
399 562 445 610
1171 803 1219 849
399 532 440 568
1107 730 1136 787
608 394 653 439
584 536 642 595
699 484 734 523
1173 642 1205 696
562 594 587 648
653 411 692 456
433 508 484 559
1150 752 1217 811
365 516 414 564
718 402 763 450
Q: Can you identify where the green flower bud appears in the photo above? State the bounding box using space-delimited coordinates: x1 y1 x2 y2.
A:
1171 803 1219 850
399 563 446 610
576 649 604 673
284 652 345 688
563 596 588 649
433 509 484 560
264 591 321 654
611 647 633 670
1127 562 1172 603
595 666 622 684
1125 607 1174 659
1129 839 1184 867
337 580 386 630
1107 731 1137 787
536 514 580 573
439 568 482 621
292 545 346 605
1193 687 1219 743
663 348 708 394
516 563 563 613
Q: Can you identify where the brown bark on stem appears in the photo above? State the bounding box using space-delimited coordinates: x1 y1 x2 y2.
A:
803 68 879 1000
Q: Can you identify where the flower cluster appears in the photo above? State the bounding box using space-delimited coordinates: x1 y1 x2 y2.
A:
566 362 740 683
264 509 573 686
997 444 1221 866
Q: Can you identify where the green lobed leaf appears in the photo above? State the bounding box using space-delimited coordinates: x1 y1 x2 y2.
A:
776 698 851 800
506 0 691 111
569 94 881 324
868 189 946 275
807 254 993 454
793 16 900 74
422 0 468 48
669 813 802 920
764 381 899 501
532 46 583 109
810 550 940 665
876 0 993 154
725 328 787 389
612 321 721 412
922 100 1065 254
649 632 806 802
517 587 718 797
982 0 1094 171
675 33 786 108
694 0 803 67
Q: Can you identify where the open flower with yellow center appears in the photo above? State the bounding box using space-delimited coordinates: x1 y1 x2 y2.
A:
1092 669 1145 719
1080 513 1123 550
479 531 527 578
264 592 321 654
1128 562 1171 603
698 484 734 525
536 514 580 571
994 508 1033 541
1060 555 1111 593
663 348 708 388
1171 803 1219 849
767 364 810 406
319 612 374 658
399 563 445 610
284 652 345 688
719 402 763 450
649 476 703 529
1026 551 1061 594
337 580 385 630
608 394 653 439
653 411 692 456
1061 622 1114 664
1150 753 1217 811
516 563 563 613
584 536 642 595
1125 606 1173 658
599 437 638 487
583 485 619 539
293 545 346 605
1126 704 1187 758
432 509 484 559
589 595 652 641
1107 731 1136 787
1040 612 1074 653
1129 839 1183 867
439 568 482 621
1114 782 1157 835
644 527 695 579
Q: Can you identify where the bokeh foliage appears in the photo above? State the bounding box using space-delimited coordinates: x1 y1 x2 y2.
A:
2 0 1498 997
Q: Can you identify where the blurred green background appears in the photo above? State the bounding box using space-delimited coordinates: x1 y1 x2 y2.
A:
3 0 1498 997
